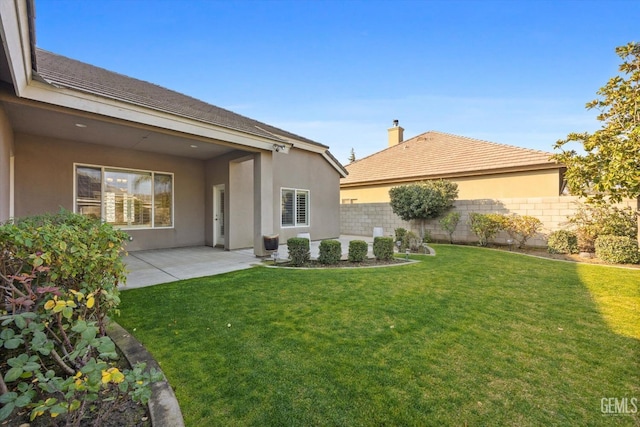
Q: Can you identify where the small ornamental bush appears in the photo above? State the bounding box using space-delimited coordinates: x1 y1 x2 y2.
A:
439 211 461 243
348 240 369 263
570 204 638 252
318 240 342 265
287 237 310 266
401 231 421 253
394 228 407 245
594 235 640 264
373 237 394 261
468 213 504 247
0 210 161 424
502 214 543 248
547 230 579 254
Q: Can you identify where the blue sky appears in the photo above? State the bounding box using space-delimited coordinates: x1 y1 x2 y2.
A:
34 0 638 164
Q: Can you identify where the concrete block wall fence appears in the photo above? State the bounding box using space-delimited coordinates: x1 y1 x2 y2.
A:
340 196 636 248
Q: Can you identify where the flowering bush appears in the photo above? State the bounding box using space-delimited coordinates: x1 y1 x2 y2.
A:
0 210 160 425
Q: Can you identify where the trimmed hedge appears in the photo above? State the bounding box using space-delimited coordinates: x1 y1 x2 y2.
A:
287 237 310 266
348 240 369 262
373 236 394 261
318 240 342 265
594 235 640 264
547 230 579 254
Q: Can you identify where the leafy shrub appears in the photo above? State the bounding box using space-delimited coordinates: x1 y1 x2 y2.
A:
389 180 459 239
547 230 579 254
439 211 460 243
594 235 640 264
0 210 161 424
318 240 342 265
468 213 504 247
348 240 369 262
287 237 310 266
394 228 407 244
501 214 543 248
389 180 459 222
373 237 394 261
569 204 638 252
401 231 421 252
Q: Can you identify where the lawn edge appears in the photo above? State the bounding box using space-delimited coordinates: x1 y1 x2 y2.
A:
107 320 185 427
442 244 640 271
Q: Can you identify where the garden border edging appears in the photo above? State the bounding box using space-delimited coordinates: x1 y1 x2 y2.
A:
107 321 185 427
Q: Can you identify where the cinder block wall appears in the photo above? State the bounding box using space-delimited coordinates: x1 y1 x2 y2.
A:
340 197 636 247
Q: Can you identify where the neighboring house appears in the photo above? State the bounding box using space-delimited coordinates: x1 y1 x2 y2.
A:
341 122 565 204
0 1 346 256
340 121 574 246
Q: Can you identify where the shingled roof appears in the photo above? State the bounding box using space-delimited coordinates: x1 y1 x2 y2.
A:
341 131 559 186
34 48 326 147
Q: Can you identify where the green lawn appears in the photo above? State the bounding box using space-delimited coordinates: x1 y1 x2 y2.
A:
117 245 640 426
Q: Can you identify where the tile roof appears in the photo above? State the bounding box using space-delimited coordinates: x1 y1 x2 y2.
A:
34 48 326 148
342 131 559 186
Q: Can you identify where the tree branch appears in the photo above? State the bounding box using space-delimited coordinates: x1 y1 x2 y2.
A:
50 349 76 376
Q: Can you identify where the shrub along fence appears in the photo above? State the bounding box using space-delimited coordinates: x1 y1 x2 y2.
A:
340 196 636 248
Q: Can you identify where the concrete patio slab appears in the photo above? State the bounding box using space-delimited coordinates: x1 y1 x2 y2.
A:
122 235 377 289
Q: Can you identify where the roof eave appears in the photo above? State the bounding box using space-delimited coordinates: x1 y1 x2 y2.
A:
0 0 33 96
18 79 296 152
341 163 564 187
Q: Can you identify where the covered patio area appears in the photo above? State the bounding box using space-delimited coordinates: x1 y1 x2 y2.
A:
123 235 377 289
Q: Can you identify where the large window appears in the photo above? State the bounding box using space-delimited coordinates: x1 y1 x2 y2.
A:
75 165 173 228
281 188 309 227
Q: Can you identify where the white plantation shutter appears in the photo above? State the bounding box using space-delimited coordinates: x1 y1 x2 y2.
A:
296 191 309 226
281 188 309 227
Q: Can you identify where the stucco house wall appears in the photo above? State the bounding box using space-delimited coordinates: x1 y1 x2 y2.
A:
229 158 255 249
341 169 563 204
14 133 206 251
204 150 257 250
273 147 341 242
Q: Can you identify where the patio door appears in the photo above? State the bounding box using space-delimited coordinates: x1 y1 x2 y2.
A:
213 185 225 247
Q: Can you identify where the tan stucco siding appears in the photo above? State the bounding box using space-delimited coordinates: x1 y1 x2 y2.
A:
340 169 562 203
229 158 254 248
0 106 13 222
273 148 341 242
14 134 206 251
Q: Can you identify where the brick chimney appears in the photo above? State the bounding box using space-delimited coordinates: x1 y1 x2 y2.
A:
388 119 404 147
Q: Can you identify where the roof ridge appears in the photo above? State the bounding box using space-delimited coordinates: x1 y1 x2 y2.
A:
343 129 558 185
426 130 554 156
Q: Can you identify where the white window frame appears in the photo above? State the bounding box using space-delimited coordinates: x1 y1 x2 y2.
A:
280 187 310 228
73 163 174 229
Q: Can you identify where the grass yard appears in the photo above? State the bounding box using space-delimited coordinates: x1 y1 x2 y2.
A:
117 245 640 426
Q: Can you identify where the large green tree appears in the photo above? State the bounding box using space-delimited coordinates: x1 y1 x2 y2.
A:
389 180 458 239
552 42 640 243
